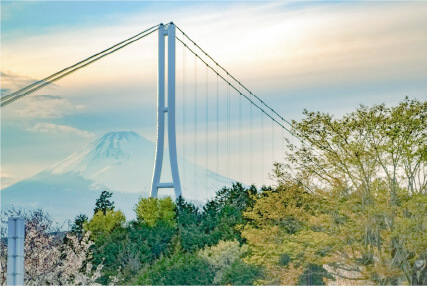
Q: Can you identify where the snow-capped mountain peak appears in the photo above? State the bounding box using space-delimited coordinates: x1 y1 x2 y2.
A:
92 131 144 159
1 131 234 223
47 131 153 177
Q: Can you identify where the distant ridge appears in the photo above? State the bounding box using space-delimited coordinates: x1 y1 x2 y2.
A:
1 131 234 224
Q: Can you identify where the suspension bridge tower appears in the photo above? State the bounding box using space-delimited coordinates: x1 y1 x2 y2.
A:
151 22 182 198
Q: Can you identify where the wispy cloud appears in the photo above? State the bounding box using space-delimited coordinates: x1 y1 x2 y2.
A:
2 2 426 98
26 122 94 138
11 94 87 119
1 1 426 188
1 71 36 94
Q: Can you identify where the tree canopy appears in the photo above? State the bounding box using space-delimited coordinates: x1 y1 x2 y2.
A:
243 98 426 285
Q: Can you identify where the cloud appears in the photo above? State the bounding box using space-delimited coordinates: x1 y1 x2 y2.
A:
11 94 88 119
0 2 424 104
0 172 15 189
2 2 425 100
1 71 37 93
26 122 94 138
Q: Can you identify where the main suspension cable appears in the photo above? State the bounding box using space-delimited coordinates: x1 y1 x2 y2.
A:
216 64 220 190
194 50 198 191
176 36 291 134
1 24 160 107
175 31 328 177
175 25 293 129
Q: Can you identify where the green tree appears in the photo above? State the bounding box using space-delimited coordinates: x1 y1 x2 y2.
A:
221 260 264 285
135 252 215 285
84 209 125 239
243 98 426 285
174 183 257 252
135 196 176 227
198 240 263 285
175 196 211 251
92 222 176 284
70 213 88 238
94 191 115 215
201 183 258 244
242 184 321 284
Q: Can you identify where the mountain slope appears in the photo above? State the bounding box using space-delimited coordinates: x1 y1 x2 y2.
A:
1 131 234 224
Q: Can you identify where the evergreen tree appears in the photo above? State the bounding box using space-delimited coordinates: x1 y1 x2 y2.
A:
70 213 88 237
94 191 115 215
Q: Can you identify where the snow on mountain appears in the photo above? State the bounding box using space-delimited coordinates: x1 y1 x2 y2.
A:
1 131 234 224
47 131 156 194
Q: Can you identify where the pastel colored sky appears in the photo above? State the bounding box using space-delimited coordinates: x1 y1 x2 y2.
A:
1 1 427 188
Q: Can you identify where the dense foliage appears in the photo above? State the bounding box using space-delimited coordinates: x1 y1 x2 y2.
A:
2 98 424 285
87 184 262 284
242 98 426 285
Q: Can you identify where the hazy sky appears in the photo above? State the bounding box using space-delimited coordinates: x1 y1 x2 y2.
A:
1 1 427 188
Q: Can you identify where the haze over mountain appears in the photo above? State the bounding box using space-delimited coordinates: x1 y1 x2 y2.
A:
1 131 234 224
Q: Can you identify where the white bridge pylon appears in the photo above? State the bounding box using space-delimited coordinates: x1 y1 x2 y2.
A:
151 22 182 198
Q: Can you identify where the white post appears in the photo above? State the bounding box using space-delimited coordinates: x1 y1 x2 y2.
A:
151 23 166 198
167 23 182 198
151 22 182 198
7 217 25 286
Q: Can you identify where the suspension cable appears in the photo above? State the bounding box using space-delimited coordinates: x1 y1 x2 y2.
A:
205 57 208 193
176 29 334 181
261 112 265 186
176 36 292 134
182 31 187 191
1 24 160 107
250 104 253 181
194 50 198 191
227 73 230 179
175 33 328 178
272 119 275 167
175 25 293 128
239 92 242 181
216 64 219 190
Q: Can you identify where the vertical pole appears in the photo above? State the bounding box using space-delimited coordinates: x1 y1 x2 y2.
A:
7 217 25 286
151 23 166 198
151 22 182 198
167 23 182 197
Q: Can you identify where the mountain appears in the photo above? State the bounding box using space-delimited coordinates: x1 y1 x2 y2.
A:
1 131 234 224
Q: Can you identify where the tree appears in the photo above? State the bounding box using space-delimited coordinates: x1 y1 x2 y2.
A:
198 239 263 285
134 252 215 285
175 196 211 252
0 209 104 286
174 184 258 252
134 196 176 227
243 98 426 285
84 209 125 239
242 185 324 285
91 222 175 285
94 191 115 215
70 213 88 238
200 183 258 244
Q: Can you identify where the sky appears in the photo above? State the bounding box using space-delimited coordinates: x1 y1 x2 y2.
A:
1 1 427 189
